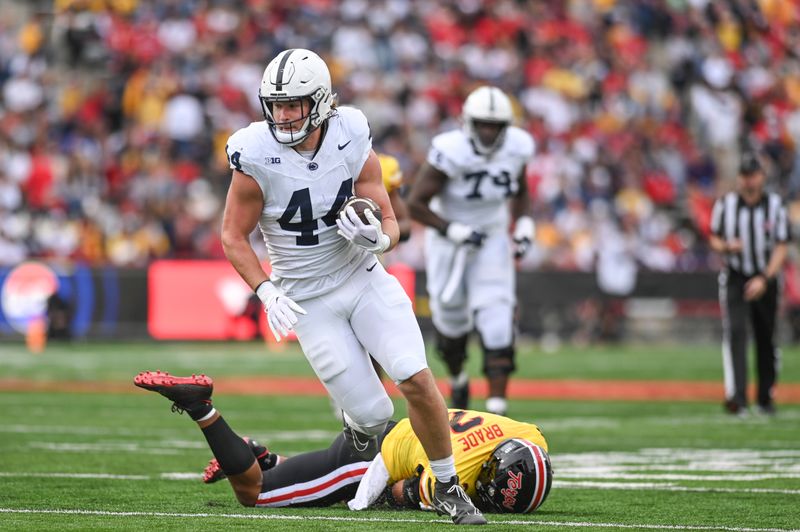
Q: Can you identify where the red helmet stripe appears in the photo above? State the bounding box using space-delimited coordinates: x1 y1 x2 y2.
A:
514 438 547 513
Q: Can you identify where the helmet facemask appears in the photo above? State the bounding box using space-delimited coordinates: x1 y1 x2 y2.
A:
465 118 509 155
260 89 330 146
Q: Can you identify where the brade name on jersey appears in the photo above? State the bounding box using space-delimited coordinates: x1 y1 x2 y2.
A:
427 127 534 233
380 409 548 503
226 106 372 300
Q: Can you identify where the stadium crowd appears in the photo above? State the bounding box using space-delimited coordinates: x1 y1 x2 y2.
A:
1 0 799 272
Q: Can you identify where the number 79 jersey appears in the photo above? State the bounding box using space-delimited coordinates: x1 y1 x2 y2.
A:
225 107 372 300
427 127 534 233
381 409 548 501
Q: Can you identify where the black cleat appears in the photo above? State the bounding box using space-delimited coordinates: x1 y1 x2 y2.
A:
134 371 213 416
723 399 747 416
757 403 776 416
432 475 487 525
342 423 379 461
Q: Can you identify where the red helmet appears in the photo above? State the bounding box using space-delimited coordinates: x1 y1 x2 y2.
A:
475 438 553 513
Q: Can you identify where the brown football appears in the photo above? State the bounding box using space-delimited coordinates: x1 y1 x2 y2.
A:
339 196 382 225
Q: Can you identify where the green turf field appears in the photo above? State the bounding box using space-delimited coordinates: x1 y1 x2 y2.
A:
1 341 799 531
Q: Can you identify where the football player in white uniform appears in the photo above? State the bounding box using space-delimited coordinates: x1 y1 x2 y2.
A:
408 86 536 417
219 49 485 525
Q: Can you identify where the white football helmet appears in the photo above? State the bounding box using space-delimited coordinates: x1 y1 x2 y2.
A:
462 86 513 155
259 49 336 146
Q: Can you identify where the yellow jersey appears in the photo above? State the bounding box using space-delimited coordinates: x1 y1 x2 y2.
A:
378 153 403 194
380 409 548 506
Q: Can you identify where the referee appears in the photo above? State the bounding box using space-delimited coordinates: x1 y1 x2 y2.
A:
709 153 790 416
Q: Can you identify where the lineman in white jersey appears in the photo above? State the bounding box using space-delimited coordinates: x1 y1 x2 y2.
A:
220 49 485 525
408 86 536 416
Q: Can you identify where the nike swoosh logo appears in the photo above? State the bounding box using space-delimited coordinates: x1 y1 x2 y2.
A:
338 140 352 150
366 263 377 272
438 501 457 517
362 235 377 244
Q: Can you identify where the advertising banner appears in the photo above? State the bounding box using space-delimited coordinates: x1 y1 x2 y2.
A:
0 261 144 339
148 260 271 340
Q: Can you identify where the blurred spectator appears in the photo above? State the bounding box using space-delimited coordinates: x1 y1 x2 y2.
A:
0 0 798 270
689 55 743 191
46 292 72 340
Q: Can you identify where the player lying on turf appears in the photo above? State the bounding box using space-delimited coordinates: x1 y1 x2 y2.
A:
134 371 553 515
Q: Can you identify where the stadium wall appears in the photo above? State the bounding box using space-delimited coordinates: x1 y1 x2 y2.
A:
0 260 737 344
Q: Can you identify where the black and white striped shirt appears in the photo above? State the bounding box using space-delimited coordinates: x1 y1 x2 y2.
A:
710 191 790 276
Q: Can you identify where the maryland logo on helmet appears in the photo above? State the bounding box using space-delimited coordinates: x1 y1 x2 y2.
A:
475 438 553 514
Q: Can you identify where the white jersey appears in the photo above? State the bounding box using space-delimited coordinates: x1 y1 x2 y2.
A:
226 107 372 300
426 126 534 233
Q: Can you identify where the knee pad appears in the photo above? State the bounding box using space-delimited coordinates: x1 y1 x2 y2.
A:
435 328 468 375
344 417 389 438
474 305 514 349
343 396 393 436
482 345 515 378
386 353 429 384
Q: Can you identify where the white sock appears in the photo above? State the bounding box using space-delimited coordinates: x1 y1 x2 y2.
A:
429 455 457 481
196 408 217 422
486 397 507 415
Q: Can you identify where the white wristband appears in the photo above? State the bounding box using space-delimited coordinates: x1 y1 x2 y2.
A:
514 216 535 241
377 233 391 254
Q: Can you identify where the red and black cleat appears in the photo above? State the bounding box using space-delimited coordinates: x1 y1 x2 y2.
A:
203 437 278 484
134 371 213 415
203 458 225 484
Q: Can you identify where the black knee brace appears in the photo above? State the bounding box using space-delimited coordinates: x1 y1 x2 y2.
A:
435 329 468 375
482 346 515 378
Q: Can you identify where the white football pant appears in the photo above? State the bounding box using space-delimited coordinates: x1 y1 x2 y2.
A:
425 229 515 348
292 258 428 434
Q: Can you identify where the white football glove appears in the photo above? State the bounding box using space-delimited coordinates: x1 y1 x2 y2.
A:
513 216 536 259
256 281 307 342
336 206 391 254
445 222 486 248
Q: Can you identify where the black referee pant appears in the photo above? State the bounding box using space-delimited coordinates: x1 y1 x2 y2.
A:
719 270 780 411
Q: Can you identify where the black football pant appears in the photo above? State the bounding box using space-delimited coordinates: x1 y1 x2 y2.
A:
254 421 396 507
719 270 779 409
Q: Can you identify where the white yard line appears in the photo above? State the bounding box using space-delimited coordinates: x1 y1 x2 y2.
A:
0 508 796 531
555 480 800 495
556 472 800 481
1 424 146 436
160 473 202 480
0 471 200 480
1 425 338 441
28 442 187 455
556 449 800 464
0 472 149 480
3 472 797 495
